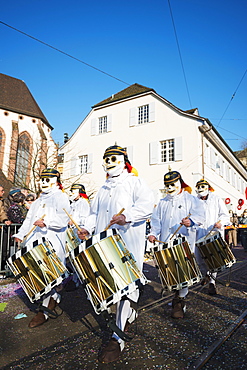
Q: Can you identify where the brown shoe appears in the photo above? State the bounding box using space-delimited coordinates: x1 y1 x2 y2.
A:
98 338 121 364
28 311 48 328
208 283 217 295
171 297 186 319
48 297 58 311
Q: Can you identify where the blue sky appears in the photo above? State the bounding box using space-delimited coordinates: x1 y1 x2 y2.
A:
1 0 246 151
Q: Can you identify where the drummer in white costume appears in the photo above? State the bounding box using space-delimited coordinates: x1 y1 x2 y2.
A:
148 171 205 319
14 168 70 328
65 183 90 291
195 179 230 295
69 183 90 227
77 145 154 364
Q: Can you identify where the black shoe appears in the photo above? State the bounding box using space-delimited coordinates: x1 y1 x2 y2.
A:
208 283 217 295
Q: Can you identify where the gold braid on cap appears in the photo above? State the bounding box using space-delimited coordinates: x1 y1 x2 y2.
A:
196 178 214 192
103 145 127 159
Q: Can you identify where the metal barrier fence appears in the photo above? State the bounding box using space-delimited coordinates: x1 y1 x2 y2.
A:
0 223 21 274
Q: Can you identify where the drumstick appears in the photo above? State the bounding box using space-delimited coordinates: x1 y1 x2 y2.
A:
21 214 46 244
63 208 82 231
104 208 125 231
205 220 221 239
63 208 89 241
169 213 192 240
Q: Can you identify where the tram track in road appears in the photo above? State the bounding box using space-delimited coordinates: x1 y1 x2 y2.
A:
188 308 247 369
138 258 247 369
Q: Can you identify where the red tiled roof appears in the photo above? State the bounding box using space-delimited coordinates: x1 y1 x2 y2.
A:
92 83 155 108
0 73 52 129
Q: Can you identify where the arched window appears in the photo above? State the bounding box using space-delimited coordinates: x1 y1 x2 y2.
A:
14 132 31 185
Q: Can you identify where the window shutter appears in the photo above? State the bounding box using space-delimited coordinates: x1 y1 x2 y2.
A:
91 118 97 136
149 102 155 122
87 153 93 173
210 148 215 169
149 142 159 165
219 157 223 176
70 157 78 176
107 114 112 132
226 166 230 182
129 108 136 127
174 137 183 161
126 146 133 164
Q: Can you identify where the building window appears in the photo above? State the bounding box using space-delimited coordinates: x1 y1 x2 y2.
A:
0 129 5 169
91 115 112 135
99 116 107 134
14 133 31 185
79 155 88 174
138 105 149 125
160 139 174 162
129 102 155 127
149 137 182 165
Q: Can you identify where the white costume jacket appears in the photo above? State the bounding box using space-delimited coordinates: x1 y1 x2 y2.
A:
14 187 70 263
83 170 154 269
150 190 205 252
196 192 230 240
70 197 90 227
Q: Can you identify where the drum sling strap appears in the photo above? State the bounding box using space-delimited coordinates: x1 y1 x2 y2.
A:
101 283 144 342
208 269 233 287
101 310 133 342
38 303 63 319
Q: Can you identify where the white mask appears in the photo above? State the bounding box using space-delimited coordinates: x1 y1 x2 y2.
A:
165 180 181 197
196 184 209 197
40 177 57 193
70 189 80 201
103 154 125 177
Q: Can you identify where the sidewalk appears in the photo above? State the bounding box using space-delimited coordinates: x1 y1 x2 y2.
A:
0 246 247 370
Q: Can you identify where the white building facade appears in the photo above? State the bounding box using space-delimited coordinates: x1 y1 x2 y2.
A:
59 84 247 214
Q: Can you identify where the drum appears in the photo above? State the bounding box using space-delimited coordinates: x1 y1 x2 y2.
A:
7 237 68 303
152 236 202 291
196 231 236 272
69 228 148 314
65 226 81 258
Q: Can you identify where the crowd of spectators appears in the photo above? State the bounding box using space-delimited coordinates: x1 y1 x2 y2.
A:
0 185 36 274
226 209 247 251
